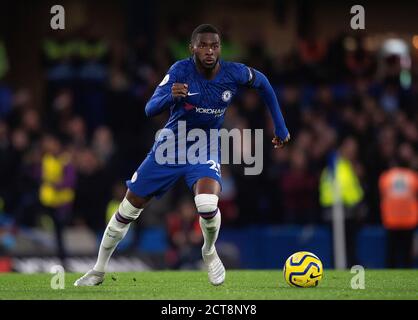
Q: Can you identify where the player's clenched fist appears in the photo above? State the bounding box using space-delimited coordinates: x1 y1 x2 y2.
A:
272 133 290 149
172 83 189 98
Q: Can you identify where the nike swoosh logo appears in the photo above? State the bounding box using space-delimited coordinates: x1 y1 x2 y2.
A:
187 92 199 96
310 273 321 279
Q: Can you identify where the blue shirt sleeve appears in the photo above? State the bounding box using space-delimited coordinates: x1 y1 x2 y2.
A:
234 63 255 86
144 63 179 117
240 65 289 140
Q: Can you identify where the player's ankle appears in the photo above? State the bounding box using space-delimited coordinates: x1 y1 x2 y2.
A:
202 246 216 256
92 266 105 273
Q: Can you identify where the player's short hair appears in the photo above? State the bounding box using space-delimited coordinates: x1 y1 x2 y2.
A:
191 24 220 44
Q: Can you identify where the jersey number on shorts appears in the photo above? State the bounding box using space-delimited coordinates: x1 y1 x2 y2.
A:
207 160 221 176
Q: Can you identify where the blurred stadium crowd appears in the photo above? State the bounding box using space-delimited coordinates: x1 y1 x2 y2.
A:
0 4 417 268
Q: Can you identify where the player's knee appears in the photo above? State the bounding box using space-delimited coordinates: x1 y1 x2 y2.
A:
126 189 149 208
194 194 219 218
118 197 143 222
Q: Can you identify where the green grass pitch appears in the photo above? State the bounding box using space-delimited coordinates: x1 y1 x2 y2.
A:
0 270 417 300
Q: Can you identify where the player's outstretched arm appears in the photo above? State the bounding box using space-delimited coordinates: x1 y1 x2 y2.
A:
252 69 290 148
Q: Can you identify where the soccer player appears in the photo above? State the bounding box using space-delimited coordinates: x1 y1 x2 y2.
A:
74 24 290 286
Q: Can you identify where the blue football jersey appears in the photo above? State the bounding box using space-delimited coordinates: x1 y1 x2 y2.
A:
145 57 286 165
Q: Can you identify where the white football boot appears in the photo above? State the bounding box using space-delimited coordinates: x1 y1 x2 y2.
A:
202 248 225 286
74 269 105 286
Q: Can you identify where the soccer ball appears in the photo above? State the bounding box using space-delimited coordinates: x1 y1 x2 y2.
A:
283 251 323 288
